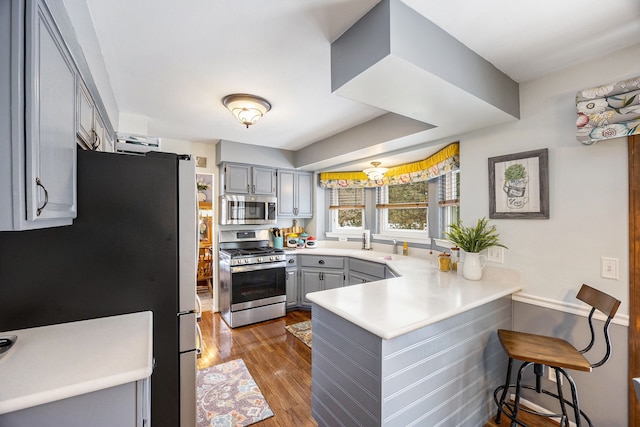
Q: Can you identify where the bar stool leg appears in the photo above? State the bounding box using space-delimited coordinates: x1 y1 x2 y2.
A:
495 357 514 424
554 368 569 426
563 369 584 427
511 362 533 427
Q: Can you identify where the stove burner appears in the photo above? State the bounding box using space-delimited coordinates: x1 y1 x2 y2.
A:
221 247 285 258
220 246 286 267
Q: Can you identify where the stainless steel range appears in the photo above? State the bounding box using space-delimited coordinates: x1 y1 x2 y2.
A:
218 229 286 328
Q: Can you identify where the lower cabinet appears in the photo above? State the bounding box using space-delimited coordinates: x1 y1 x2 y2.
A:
347 258 387 286
0 378 150 427
299 255 345 308
286 269 298 307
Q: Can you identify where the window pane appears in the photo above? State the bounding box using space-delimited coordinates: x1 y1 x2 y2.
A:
387 208 428 230
337 209 363 228
378 181 428 232
388 181 428 203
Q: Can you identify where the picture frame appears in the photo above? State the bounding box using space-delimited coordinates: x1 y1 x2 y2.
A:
488 148 549 219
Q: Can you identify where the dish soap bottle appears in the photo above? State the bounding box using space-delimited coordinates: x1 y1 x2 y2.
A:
402 241 408 256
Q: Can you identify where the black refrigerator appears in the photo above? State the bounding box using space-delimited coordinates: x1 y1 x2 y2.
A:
0 149 198 426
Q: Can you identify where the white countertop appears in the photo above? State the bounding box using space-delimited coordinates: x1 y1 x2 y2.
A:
301 248 522 340
0 311 153 415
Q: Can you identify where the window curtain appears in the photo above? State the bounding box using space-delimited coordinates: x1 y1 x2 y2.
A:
319 142 459 189
576 75 640 145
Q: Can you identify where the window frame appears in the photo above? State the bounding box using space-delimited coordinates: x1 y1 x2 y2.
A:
327 187 366 236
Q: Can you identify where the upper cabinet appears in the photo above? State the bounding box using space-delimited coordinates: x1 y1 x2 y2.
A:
0 0 78 230
277 170 313 218
223 163 276 195
76 78 113 152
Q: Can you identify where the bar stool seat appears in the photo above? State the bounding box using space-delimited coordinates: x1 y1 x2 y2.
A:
494 284 620 427
497 330 592 372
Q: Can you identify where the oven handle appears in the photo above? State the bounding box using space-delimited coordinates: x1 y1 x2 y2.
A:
230 261 286 273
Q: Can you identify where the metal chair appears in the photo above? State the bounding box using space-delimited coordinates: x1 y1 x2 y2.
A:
494 284 621 426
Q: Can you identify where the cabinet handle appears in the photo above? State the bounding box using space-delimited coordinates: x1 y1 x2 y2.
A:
288 259 295 264
91 130 100 150
318 259 325 265
35 177 49 216
252 184 256 193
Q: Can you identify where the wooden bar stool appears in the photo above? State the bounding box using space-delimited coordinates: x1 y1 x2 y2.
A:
493 284 620 427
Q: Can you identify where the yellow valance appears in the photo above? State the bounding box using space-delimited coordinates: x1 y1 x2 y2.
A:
319 142 459 188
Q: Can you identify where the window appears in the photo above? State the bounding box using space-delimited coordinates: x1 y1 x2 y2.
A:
329 187 365 231
377 181 428 235
438 170 460 237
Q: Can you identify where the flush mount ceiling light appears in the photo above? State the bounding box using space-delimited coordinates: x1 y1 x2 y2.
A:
363 162 388 180
221 93 271 128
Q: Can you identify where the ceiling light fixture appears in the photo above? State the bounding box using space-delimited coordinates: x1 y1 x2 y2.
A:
363 162 388 180
221 93 271 128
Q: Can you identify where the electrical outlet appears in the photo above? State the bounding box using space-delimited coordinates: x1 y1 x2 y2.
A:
548 367 563 385
487 247 504 263
601 257 619 280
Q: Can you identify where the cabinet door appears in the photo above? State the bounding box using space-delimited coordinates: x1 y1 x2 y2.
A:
348 272 370 286
253 166 276 195
94 112 106 152
76 79 94 149
286 269 298 307
295 171 313 218
301 270 322 306
277 169 296 216
323 271 344 290
224 163 251 194
24 0 77 224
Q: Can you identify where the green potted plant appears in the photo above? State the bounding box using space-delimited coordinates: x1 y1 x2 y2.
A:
444 217 506 280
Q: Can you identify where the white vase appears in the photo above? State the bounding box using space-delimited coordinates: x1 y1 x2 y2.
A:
462 252 487 280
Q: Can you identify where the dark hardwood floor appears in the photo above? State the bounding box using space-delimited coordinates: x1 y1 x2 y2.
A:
197 309 558 427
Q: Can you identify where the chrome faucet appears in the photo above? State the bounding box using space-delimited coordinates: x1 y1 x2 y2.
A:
392 239 398 254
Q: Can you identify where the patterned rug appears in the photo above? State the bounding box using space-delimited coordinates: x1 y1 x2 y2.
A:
197 359 274 427
285 321 312 348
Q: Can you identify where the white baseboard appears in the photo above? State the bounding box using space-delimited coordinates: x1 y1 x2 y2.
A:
512 292 628 327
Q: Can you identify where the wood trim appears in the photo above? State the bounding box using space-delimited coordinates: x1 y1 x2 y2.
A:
629 134 640 426
375 203 428 209
328 205 365 210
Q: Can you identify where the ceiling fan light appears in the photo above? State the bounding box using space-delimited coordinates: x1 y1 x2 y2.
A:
222 94 271 128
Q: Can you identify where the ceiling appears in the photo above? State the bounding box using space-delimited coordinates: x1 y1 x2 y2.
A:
66 0 640 170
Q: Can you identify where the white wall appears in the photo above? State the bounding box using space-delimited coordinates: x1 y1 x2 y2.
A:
461 43 639 317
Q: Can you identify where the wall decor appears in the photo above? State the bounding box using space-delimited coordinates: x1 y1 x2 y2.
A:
488 148 549 219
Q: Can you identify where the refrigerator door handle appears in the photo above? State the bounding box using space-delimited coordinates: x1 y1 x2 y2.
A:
196 323 203 355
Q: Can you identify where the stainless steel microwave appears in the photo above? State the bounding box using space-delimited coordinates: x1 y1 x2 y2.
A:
219 195 277 225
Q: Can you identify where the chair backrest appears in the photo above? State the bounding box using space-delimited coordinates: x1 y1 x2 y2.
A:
576 284 621 368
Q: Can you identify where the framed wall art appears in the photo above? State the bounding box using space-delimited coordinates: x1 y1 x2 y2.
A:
488 148 549 219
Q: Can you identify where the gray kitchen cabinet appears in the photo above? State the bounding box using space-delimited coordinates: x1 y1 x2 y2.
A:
286 269 298 307
277 169 313 218
347 258 386 285
0 378 150 427
286 255 298 308
76 78 95 149
76 79 112 152
300 255 345 306
223 163 276 195
0 0 77 230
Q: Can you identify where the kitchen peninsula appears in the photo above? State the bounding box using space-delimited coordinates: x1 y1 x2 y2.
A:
305 249 522 426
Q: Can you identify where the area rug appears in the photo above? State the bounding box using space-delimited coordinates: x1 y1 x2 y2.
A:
285 321 312 348
197 359 274 427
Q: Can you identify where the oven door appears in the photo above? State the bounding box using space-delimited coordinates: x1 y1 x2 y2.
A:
230 262 286 311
